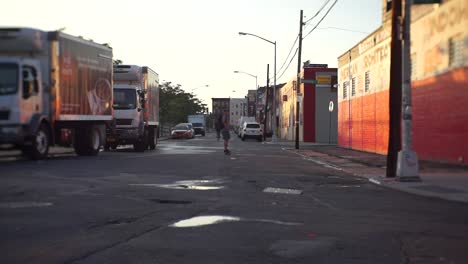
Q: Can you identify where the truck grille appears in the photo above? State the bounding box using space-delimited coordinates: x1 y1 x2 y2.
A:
0 110 10 120
116 119 133 126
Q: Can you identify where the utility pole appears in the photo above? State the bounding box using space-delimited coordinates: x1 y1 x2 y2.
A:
386 0 403 178
397 0 421 181
263 64 270 141
295 10 304 149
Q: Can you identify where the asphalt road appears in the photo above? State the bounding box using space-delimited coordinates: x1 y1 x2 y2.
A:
1 133 467 264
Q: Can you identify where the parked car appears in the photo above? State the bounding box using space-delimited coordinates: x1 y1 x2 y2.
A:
171 124 194 139
240 122 263 142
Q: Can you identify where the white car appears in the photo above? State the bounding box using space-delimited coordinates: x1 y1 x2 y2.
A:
240 122 263 142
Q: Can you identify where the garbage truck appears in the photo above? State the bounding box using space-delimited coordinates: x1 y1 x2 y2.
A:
0 27 113 159
106 65 159 151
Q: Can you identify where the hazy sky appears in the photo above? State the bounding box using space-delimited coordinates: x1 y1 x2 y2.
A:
2 0 381 109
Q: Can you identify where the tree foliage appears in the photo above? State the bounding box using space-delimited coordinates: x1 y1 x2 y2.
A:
159 81 207 126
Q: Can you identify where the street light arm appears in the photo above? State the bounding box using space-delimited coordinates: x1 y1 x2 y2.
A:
234 70 257 79
239 32 275 45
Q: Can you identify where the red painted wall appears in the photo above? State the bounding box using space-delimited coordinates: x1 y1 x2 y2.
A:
412 67 468 164
338 67 468 164
338 90 389 154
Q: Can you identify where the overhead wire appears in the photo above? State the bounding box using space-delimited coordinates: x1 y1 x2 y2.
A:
303 0 332 26
276 34 299 75
303 0 339 40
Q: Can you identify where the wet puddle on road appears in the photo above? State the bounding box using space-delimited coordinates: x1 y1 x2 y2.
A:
130 179 225 190
0 202 53 208
263 187 303 195
169 215 302 228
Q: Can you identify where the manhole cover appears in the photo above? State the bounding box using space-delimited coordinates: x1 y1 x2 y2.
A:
263 187 303 195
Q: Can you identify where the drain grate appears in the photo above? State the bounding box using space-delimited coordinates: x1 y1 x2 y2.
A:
149 199 192 204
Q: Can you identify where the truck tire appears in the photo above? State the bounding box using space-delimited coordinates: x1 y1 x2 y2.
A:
134 129 148 152
23 123 50 160
74 126 101 156
149 127 157 150
202 132 205 137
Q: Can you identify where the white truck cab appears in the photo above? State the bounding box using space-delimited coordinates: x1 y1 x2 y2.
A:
107 65 159 152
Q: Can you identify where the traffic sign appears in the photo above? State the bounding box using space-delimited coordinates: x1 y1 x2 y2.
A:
329 101 334 112
301 79 317 84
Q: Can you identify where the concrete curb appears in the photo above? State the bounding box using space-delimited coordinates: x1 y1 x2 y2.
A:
284 148 468 204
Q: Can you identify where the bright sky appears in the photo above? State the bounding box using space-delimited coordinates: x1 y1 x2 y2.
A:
2 0 381 110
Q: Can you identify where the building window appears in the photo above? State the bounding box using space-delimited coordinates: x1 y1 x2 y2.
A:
236 104 238 108
410 53 417 80
351 77 356 96
365 71 370 92
386 0 392 11
231 112 234 115
343 81 348 99
449 35 463 67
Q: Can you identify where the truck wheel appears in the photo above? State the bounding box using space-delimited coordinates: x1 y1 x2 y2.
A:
202 132 205 137
134 129 148 152
149 128 157 150
110 143 118 150
74 127 101 156
23 124 50 160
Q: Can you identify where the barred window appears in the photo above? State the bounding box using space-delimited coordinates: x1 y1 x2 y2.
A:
449 35 463 67
410 54 417 80
351 77 356 96
343 81 348 99
365 71 370 92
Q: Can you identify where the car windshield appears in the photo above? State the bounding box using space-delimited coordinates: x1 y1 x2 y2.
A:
0 63 18 95
174 125 188 130
192 123 203 127
113 89 136 109
246 124 260 129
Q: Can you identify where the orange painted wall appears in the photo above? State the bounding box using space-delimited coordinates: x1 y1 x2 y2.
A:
338 89 389 154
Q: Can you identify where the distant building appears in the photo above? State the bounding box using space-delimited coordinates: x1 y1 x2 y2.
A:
247 90 257 117
211 98 230 124
229 98 247 127
337 0 468 164
278 65 337 143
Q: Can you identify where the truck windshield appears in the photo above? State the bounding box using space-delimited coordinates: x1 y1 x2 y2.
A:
113 89 136 109
0 63 18 95
192 123 203 127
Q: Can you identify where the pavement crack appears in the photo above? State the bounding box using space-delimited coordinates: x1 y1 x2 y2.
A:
65 224 163 264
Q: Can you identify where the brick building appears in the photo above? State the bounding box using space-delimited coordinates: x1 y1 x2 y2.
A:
337 0 467 164
278 64 338 143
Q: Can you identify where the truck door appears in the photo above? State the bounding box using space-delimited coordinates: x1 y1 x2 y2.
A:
20 63 42 124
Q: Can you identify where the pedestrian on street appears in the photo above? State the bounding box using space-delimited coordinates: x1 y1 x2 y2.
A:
221 113 231 155
215 114 222 141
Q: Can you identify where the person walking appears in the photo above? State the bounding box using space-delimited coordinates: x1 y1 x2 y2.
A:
221 112 231 155
215 114 222 141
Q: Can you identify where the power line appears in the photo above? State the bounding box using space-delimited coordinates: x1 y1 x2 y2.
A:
303 0 338 40
318 26 369 34
277 47 298 81
276 34 299 75
304 0 332 25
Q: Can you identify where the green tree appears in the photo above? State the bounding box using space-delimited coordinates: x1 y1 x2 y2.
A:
159 81 207 128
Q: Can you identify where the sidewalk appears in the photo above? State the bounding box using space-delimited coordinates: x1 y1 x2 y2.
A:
281 142 468 204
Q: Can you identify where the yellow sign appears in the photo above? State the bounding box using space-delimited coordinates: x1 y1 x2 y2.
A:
316 75 331 84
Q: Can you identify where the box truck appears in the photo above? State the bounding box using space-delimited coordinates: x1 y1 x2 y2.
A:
0 27 113 159
106 65 159 151
188 114 205 136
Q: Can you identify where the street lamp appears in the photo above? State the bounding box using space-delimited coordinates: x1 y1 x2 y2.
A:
233 70 258 90
239 31 277 143
191 84 209 93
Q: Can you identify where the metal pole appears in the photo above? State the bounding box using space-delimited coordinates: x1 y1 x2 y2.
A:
264 64 270 141
295 10 303 149
386 0 403 178
271 42 278 143
397 0 420 181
